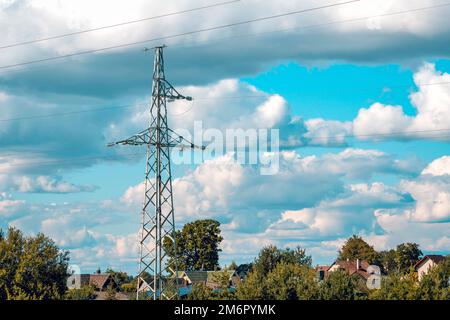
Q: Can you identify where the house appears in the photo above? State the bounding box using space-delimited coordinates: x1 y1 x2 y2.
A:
67 273 126 300
414 255 446 281
81 274 119 291
315 265 329 281
178 270 240 289
67 273 119 291
327 259 371 280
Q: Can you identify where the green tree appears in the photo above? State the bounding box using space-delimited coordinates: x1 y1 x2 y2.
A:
228 261 238 270
121 281 136 293
338 235 378 264
105 268 133 286
65 285 96 300
0 227 24 299
235 269 265 300
186 283 213 300
164 219 223 271
105 283 117 300
319 271 356 300
370 270 418 300
208 270 236 300
265 262 319 300
236 246 312 300
379 249 397 274
395 243 422 274
417 256 450 300
0 228 69 300
253 245 312 276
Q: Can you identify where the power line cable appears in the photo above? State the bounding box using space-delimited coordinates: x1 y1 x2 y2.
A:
0 0 241 50
305 128 450 142
0 0 361 71
1 80 449 122
0 103 148 122
169 1 450 50
2 127 450 170
1 1 449 76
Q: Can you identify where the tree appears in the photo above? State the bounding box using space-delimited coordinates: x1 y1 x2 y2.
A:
236 246 312 300
186 283 214 300
319 271 356 300
105 268 133 286
253 245 312 276
0 227 24 299
164 219 223 271
338 235 378 264
395 243 422 274
208 270 236 300
235 270 266 300
417 256 450 300
0 227 69 300
236 263 252 274
105 283 117 300
65 285 96 300
370 270 418 300
228 261 238 270
265 262 319 300
379 249 397 274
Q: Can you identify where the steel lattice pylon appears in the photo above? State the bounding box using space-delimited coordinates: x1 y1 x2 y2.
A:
108 46 203 300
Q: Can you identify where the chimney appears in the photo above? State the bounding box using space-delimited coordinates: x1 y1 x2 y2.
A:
356 259 360 270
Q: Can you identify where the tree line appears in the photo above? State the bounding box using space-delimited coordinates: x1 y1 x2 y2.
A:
1 221 449 300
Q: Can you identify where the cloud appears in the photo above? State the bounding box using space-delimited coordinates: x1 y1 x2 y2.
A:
373 209 450 252
353 63 450 141
122 148 421 234
422 155 450 176
304 119 352 147
299 63 450 144
266 182 407 240
1 149 447 271
0 61 446 183
398 156 450 223
0 174 96 193
119 152 447 266
2 0 450 97
0 192 25 220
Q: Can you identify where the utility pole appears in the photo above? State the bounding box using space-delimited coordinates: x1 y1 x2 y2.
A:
108 46 204 300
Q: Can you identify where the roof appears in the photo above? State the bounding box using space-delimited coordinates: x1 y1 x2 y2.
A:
181 270 236 284
414 255 446 269
79 274 115 289
315 265 329 272
328 260 371 279
183 271 208 283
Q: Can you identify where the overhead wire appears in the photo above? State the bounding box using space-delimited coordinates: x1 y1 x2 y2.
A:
168 1 450 51
2 126 450 170
0 0 242 50
1 80 449 122
0 0 361 71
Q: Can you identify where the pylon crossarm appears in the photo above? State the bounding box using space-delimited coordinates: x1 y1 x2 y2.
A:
167 128 207 150
107 129 152 146
162 79 192 102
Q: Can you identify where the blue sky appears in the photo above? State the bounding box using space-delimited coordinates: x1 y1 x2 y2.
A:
1 0 450 274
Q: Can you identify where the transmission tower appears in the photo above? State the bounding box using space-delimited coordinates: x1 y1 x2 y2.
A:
108 46 204 300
